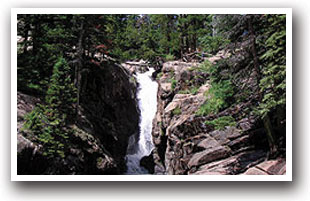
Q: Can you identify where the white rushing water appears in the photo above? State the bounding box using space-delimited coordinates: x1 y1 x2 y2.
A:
125 68 158 174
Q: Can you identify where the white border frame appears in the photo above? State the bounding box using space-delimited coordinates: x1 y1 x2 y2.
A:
11 8 292 181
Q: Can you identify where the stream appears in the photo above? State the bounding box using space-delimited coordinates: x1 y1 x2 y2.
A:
125 68 158 174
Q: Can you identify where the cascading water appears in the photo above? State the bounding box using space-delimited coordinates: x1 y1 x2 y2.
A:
125 68 158 174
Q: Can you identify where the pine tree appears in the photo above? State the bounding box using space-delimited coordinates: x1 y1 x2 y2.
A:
24 57 76 158
258 14 286 119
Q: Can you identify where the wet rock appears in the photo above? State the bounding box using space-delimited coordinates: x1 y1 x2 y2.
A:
140 153 155 174
121 60 150 74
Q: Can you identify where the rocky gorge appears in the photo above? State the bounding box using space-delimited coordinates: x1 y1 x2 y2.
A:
16 14 287 177
17 56 286 175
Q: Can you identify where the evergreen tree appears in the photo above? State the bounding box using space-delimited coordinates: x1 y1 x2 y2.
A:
24 57 76 158
258 14 286 119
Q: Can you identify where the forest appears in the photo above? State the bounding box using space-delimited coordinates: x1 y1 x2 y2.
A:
17 14 286 175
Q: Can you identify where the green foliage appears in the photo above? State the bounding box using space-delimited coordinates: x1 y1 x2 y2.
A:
196 60 213 73
165 53 175 61
172 106 182 116
156 72 163 79
129 76 138 88
197 80 234 116
179 85 200 95
205 116 236 130
24 104 68 158
101 14 211 62
45 57 77 115
257 15 286 119
170 78 177 90
190 86 200 95
17 15 76 94
23 57 76 158
178 90 189 94
198 35 230 54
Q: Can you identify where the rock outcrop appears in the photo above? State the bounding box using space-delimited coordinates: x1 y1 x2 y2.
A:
151 59 286 175
17 59 140 174
242 158 286 175
121 60 150 74
79 60 140 172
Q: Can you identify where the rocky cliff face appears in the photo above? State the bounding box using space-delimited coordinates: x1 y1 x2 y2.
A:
78 60 140 172
151 58 286 175
17 60 140 174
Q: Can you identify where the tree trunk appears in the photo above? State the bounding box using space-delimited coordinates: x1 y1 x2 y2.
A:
23 23 30 53
75 21 85 119
263 115 278 157
248 15 261 83
248 15 278 157
32 17 40 57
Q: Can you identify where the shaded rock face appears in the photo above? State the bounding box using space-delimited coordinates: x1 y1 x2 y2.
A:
140 152 155 174
151 60 285 175
17 60 140 175
78 60 140 172
17 133 47 174
17 92 47 174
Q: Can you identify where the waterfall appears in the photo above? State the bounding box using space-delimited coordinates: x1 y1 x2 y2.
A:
125 68 158 174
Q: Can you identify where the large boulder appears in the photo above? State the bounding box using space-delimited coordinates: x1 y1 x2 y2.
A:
140 152 155 174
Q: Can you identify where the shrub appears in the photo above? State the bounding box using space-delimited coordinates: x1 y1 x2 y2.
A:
190 86 200 95
197 80 234 116
170 78 177 90
205 116 236 130
178 89 190 94
165 53 175 61
172 106 182 116
156 72 163 79
196 60 213 73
